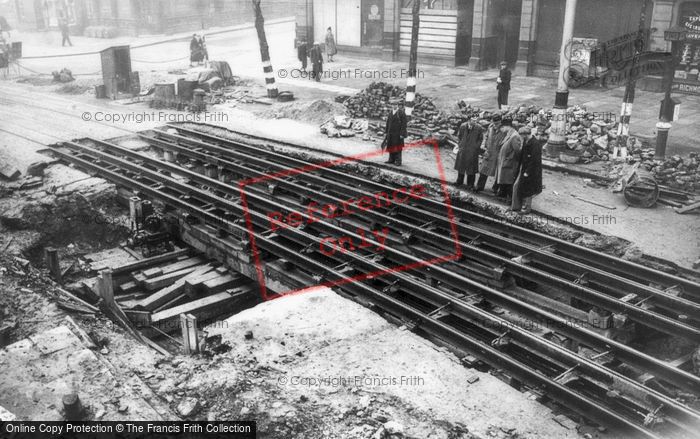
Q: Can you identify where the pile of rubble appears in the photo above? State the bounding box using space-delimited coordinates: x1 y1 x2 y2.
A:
336 83 628 161
641 152 700 193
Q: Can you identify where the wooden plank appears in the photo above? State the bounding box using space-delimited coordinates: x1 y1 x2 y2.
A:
154 256 205 276
124 310 152 327
142 266 202 292
142 267 163 279
675 201 700 214
118 280 140 295
111 248 190 276
150 290 251 332
135 264 214 311
203 274 241 295
153 294 189 314
184 271 224 298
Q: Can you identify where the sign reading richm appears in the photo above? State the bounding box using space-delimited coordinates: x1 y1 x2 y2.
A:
565 28 673 88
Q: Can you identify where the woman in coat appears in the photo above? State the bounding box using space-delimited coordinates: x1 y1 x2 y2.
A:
325 27 337 62
454 115 484 189
495 118 523 201
511 125 544 213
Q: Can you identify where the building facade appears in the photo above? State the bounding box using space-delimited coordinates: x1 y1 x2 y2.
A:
295 0 700 94
1 0 295 36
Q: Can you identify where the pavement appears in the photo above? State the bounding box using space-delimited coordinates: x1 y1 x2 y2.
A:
9 19 700 158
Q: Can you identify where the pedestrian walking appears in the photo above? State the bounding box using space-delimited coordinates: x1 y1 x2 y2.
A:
190 34 202 66
309 42 323 81
496 61 511 109
454 115 484 189
59 17 72 47
198 35 209 65
297 39 308 72
495 117 523 202
383 99 407 166
475 114 505 193
325 27 337 62
511 125 544 213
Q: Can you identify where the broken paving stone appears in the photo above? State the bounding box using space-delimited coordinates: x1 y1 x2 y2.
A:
383 421 404 436
117 404 129 413
177 397 200 418
240 407 250 416
467 375 479 384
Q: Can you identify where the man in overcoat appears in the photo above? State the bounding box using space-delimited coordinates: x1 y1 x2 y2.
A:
384 99 408 166
511 125 544 213
495 117 523 201
496 61 511 109
475 114 504 193
309 42 323 82
454 115 484 189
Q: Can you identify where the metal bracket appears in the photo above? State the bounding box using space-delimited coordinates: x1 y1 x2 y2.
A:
428 303 452 320
573 272 589 286
491 330 511 348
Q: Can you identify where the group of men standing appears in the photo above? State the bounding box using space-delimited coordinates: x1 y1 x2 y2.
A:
453 114 544 214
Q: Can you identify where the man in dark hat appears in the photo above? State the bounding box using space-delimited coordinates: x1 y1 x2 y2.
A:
511 124 545 213
495 117 522 202
297 39 308 72
383 99 407 166
309 42 323 82
496 61 511 110
475 114 504 193
454 114 484 189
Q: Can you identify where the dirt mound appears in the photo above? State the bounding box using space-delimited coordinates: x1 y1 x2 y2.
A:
257 99 347 125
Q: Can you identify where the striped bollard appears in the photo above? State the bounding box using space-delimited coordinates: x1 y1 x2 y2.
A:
263 60 278 98
405 76 416 117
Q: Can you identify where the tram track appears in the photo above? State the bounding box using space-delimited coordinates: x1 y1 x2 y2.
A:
46 132 700 438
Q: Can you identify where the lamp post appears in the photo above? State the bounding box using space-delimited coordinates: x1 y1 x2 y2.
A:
545 0 578 158
656 26 686 159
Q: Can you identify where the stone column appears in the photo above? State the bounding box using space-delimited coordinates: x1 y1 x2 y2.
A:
383 0 401 61
467 0 490 70
515 0 540 76
649 0 677 51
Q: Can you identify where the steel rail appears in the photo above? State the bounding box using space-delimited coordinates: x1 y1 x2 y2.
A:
46 143 691 438
137 132 700 332
51 139 700 396
161 124 700 299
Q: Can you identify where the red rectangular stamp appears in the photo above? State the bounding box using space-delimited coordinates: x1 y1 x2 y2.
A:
238 139 461 301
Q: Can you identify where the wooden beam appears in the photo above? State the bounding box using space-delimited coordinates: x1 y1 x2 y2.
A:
141 266 203 291
45 247 62 284
135 264 214 311
151 287 255 333
111 248 190 276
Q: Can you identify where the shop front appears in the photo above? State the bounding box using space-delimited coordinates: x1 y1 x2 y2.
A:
671 1 700 95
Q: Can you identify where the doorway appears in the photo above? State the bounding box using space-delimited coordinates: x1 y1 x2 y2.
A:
492 0 522 67
361 0 383 47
